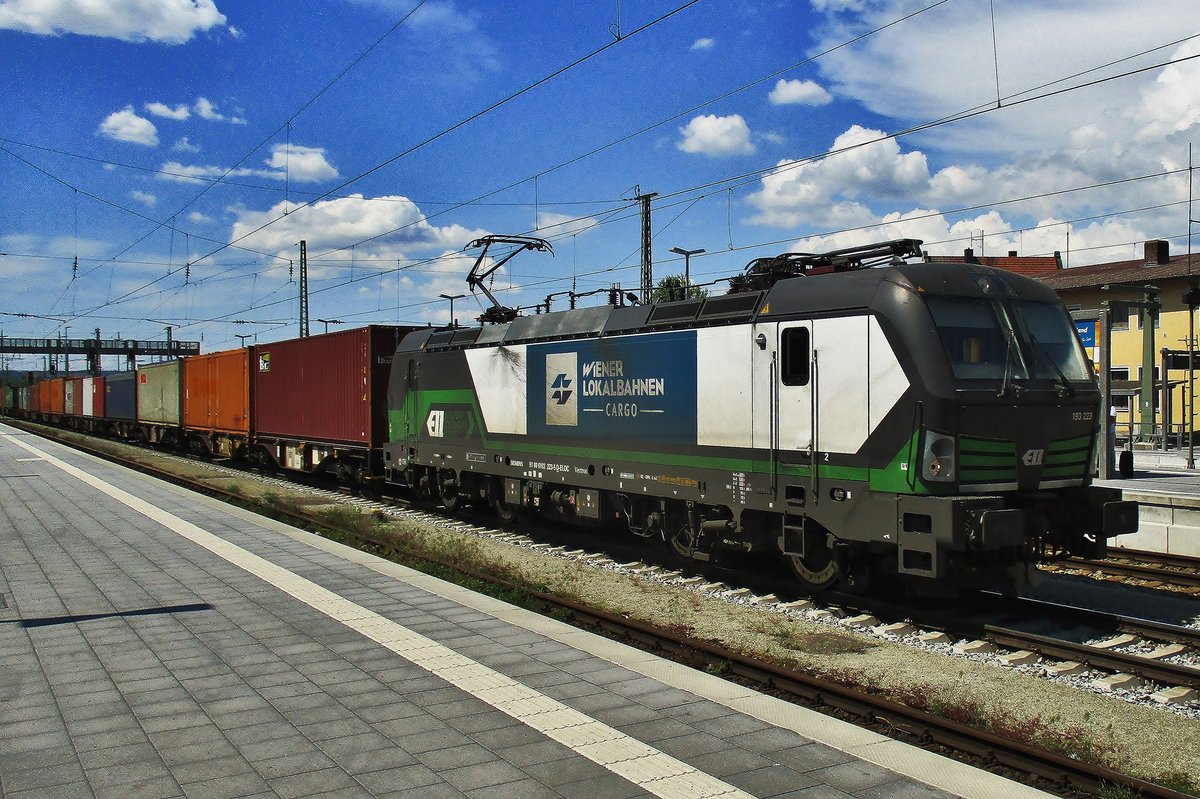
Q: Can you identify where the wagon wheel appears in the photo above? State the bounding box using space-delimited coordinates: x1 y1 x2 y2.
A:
784 522 840 591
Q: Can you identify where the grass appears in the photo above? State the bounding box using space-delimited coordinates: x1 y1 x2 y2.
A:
887 681 1119 766
752 615 874 656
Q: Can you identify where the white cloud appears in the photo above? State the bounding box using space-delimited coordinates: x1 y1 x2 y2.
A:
264 145 339 182
690 37 715 51
172 136 201 153
1132 39 1200 141
228 194 486 258
809 0 1199 154
161 143 338 184
768 78 832 106
535 212 600 238
809 0 868 11
130 190 157 207
97 107 159 146
677 114 755 156
405 1 500 79
788 211 1150 267
145 101 190 120
194 97 225 121
187 211 214 224
748 125 929 227
189 96 246 125
0 0 225 44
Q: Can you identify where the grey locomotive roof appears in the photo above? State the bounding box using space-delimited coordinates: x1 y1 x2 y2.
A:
398 261 1062 353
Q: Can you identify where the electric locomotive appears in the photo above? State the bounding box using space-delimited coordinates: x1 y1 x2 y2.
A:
383 237 1137 594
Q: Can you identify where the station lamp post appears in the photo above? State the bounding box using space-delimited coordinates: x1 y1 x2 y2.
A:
439 293 465 328
315 318 343 334
234 334 252 348
669 247 705 301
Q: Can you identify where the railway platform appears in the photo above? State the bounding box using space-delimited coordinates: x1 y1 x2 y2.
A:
1097 454 1200 556
0 421 1051 799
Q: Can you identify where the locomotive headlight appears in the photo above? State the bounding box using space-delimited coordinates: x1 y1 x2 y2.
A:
921 431 956 483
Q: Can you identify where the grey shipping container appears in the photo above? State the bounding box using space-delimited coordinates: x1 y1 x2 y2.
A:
136 360 182 425
105 372 137 420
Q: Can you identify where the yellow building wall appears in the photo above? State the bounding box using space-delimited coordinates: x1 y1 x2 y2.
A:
1061 282 1198 441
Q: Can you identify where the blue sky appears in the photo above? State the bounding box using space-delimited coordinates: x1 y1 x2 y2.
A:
1 0 1197 365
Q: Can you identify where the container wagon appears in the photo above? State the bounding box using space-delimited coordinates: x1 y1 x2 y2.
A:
183 349 250 458
136 361 183 445
249 325 414 485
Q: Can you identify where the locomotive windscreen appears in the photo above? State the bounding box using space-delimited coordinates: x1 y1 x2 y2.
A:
926 297 1092 386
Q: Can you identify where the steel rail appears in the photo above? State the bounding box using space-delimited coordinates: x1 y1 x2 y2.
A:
1062 554 1200 590
983 624 1200 688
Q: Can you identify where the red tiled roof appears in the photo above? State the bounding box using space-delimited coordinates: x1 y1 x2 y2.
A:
1034 253 1200 291
926 253 1062 276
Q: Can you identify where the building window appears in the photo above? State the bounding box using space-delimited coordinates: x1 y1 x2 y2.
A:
1112 395 1130 410
1109 367 1130 381
1111 303 1130 330
1137 366 1160 381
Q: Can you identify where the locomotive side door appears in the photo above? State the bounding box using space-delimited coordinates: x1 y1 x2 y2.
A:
776 321 815 460
403 358 420 452
751 320 814 485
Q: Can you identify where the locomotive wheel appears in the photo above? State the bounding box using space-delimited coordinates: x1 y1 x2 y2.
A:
493 496 518 523
784 525 840 590
438 471 461 512
487 478 518 522
668 523 699 560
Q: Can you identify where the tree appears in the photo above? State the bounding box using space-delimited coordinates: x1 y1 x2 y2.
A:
652 274 708 303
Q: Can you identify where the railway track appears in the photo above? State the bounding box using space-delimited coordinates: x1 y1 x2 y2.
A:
7 419 1200 799
893 594 1200 698
1054 549 1200 592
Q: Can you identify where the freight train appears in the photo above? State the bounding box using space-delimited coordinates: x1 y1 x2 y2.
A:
4 326 414 487
2 238 1138 595
383 238 1137 594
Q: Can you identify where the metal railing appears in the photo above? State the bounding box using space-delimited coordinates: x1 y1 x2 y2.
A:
1113 422 1195 450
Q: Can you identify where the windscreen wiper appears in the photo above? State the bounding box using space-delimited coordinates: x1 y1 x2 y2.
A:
1028 333 1075 398
997 328 1019 398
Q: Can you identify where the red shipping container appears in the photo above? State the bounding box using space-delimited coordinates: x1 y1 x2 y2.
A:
184 349 250 434
251 326 409 447
46 378 66 414
66 377 84 416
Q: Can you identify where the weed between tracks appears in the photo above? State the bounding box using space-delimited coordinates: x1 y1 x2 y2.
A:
752 615 874 656
891 680 1118 763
